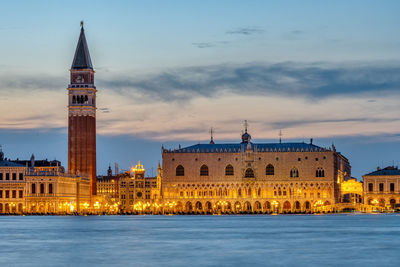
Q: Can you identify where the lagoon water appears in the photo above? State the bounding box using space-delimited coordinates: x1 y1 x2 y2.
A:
0 214 399 267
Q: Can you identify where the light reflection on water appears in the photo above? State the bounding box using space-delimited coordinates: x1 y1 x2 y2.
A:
0 214 399 267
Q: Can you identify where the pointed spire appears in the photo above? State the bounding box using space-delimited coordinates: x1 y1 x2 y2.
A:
209 127 215 144
71 21 93 70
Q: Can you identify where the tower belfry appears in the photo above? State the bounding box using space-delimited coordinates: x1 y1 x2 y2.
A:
68 22 97 197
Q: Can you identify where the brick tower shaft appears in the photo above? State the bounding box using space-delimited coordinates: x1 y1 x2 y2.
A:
68 23 97 197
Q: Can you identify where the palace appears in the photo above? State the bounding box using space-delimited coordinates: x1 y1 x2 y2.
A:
161 127 352 214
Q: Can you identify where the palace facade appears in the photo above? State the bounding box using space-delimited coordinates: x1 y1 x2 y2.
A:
161 128 351 214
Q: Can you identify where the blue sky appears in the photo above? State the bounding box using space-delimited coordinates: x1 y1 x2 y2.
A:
0 1 399 178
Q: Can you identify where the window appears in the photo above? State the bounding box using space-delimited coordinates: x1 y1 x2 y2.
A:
19 173 23 180
40 184 45 194
316 168 325 177
225 165 234 176
19 190 23 198
72 95 76 104
265 164 274 175
12 190 16 198
390 183 395 192
368 183 373 192
290 168 299 178
200 165 209 176
12 173 16 180
49 184 53 194
379 183 384 192
176 165 184 176
0 190 2 198
6 190 9 198
6 173 9 180
0 173 2 180
244 168 255 178
32 184 36 194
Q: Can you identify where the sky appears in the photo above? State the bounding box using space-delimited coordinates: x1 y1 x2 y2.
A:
0 0 399 178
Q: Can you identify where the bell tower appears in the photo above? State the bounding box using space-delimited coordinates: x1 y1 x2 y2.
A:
68 22 97 197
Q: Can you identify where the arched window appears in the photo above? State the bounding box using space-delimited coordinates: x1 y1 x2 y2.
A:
72 96 76 104
316 168 325 177
225 165 234 176
31 184 36 194
80 95 84 104
176 165 184 176
200 165 209 176
290 168 299 178
266 164 274 175
84 95 88 103
245 168 255 178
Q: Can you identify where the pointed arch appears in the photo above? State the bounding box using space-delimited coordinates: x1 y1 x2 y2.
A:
265 164 274 175
244 168 255 178
290 168 299 178
225 164 234 176
200 165 209 176
176 165 184 176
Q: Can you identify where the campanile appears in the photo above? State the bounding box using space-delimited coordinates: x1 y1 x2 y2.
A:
68 22 97 197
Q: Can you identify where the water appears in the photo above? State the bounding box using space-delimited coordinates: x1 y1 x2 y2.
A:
0 214 399 267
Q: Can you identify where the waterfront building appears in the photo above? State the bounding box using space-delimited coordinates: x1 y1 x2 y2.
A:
68 22 97 197
24 170 90 213
118 162 162 213
97 166 119 204
161 126 351 214
363 166 400 211
0 149 90 214
0 149 26 213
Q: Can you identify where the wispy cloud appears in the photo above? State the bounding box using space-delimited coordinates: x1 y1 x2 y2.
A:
226 27 265 35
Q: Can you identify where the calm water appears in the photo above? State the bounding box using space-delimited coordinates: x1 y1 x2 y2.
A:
0 214 399 267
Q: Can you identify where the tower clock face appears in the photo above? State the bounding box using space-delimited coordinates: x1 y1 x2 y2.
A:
75 75 84 83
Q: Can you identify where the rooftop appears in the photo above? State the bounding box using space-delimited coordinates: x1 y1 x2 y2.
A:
364 166 400 176
164 142 331 153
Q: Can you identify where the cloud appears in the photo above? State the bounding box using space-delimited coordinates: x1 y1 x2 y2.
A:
1 61 400 142
226 27 265 35
192 42 215 48
99 62 400 102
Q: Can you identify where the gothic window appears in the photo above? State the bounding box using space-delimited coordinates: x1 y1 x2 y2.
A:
244 168 255 178
80 95 84 104
266 164 274 175
84 95 88 103
176 165 184 176
200 165 209 176
72 96 76 104
225 165 234 176
316 168 325 177
290 168 299 178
